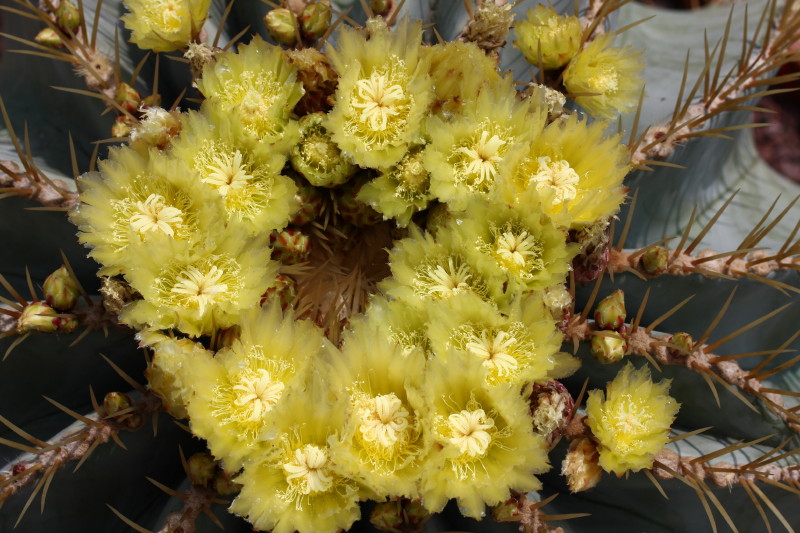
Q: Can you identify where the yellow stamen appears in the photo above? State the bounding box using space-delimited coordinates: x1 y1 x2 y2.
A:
352 72 407 131
531 156 579 205
358 393 411 447
232 369 285 422
170 265 228 313
129 193 184 236
448 409 495 457
283 444 334 494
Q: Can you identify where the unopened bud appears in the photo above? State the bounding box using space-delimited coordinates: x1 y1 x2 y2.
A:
187 452 216 487
43 265 80 311
111 116 132 138
369 0 392 16
370 498 429 533
668 332 693 358
214 469 241 496
530 381 574 445
594 289 626 330
562 437 602 492
103 391 132 417
34 28 64 48
260 274 297 310
642 246 668 275
265 8 298 47
115 82 141 114
17 302 58 334
300 2 332 41
591 332 627 364
54 314 78 334
290 180 325 226
56 1 81 33
491 493 523 522
270 229 311 264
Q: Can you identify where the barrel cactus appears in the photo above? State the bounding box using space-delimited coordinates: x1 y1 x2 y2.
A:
0 0 798 532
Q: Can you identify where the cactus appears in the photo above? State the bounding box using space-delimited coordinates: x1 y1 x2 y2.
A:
0 0 799 532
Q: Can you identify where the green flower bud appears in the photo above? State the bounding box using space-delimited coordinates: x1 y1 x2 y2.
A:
591 331 627 364
594 289 626 330
270 228 311 264
264 8 298 47
17 302 58 333
669 332 693 358
369 0 392 16
114 82 141 114
291 113 355 187
187 452 216 487
56 1 81 33
562 437 602 493
300 2 332 41
491 494 523 523
642 246 669 275
260 274 297 310
289 179 326 226
34 28 64 48
43 265 80 311
103 391 132 417
337 175 383 227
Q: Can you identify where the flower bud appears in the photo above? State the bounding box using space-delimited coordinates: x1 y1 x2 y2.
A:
260 274 297 310
369 0 392 16
270 228 311 264
591 331 627 364
17 302 59 334
668 332 693 358
337 176 383 227
562 437 602 492
290 179 326 226
370 498 429 533
265 8 298 47
111 116 132 138
642 246 668 275
187 452 216 487
300 2 331 41
291 113 355 187
286 47 338 114
103 391 132 417
54 314 78 334
491 493 523 523
594 289 626 330
56 1 81 33
34 28 64 48
214 469 241 496
530 381 574 445
43 265 80 311
114 82 141 114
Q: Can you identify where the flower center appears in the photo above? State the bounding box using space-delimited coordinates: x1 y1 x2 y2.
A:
352 72 407 131
358 393 411 447
129 194 184 236
589 65 619 93
457 130 506 186
283 444 334 494
608 396 652 453
448 409 495 457
415 257 474 299
531 156 580 205
465 330 520 377
494 230 542 270
170 265 228 314
232 369 285 422
201 150 252 197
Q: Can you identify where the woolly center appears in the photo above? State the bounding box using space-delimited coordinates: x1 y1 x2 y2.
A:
283 445 334 494
130 194 184 236
232 369 285 422
531 156 579 204
448 409 495 457
358 393 411 447
353 72 407 131
465 330 520 377
170 265 229 314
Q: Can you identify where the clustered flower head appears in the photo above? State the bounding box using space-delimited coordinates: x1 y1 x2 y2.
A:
72 7 677 532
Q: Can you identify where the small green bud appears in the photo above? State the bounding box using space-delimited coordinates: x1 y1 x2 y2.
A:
43 265 80 311
290 179 326 226
642 246 669 275
669 332 693 358
300 2 332 41
17 302 59 334
369 0 392 16
265 8 298 47
213 469 242 496
187 452 216 487
260 274 297 310
594 289 626 330
591 331 627 364
111 116 132 138
114 82 141 114
53 314 78 334
270 228 311 264
56 1 81 33
34 28 64 48
562 437 602 493
103 391 132 417
491 494 523 522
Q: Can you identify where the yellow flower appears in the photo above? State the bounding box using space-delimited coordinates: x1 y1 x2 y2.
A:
71 146 218 276
184 304 323 470
417 355 548 517
424 41 500 116
122 0 210 52
326 18 433 169
424 80 546 211
290 113 356 187
514 5 582 70
230 385 361 533
563 33 644 119
504 113 630 228
170 110 298 234
363 296 431 357
120 235 277 336
328 323 428 498
426 292 579 387
197 35 304 146
585 363 680 475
